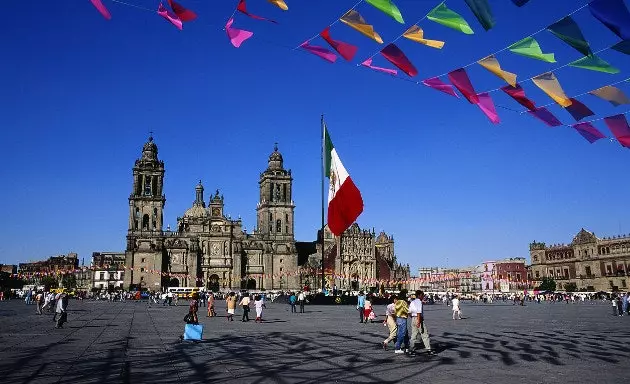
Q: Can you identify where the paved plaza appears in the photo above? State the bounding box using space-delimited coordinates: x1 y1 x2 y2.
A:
0 299 628 383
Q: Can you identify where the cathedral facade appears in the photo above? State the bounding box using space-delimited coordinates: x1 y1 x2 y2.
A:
123 137 299 291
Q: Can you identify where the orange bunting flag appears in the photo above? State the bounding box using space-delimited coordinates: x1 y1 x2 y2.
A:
339 10 383 44
589 85 630 106
531 72 572 107
477 55 517 86
402 25 445 49
268 0 288 11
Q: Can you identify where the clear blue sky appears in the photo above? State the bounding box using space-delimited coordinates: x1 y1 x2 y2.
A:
1 0 630 272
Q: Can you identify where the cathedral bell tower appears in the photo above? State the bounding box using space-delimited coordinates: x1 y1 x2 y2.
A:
256 144 294 238
127 136 166 244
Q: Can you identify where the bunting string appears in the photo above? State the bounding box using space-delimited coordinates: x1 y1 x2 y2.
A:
295 0 365 48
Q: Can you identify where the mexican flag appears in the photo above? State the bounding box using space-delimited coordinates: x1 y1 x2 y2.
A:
324 121 363 236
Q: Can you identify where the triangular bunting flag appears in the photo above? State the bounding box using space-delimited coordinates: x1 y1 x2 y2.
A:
300 41 338 63
448 68 479 104
477 55 517 86
422 77 459 98
320 27 358 61
569 55 620 74
547 16 591 56
509 37 555 62
589 0 630 41
501 84 536 111
90 0 111 20
427 3 474 34
611 40 630 55
464 0 495 31
158 2 183 30
226 18 253 48
531 72 572 107
268 0 288 11
511 0 530 7
528 107 563 127
380 44 417 77
238 0 277 23
603 114 630 148
572 122 606 143
589 85 630 106
340 10 383 44
168 0 196 22
564 98 595 122
365 0 404 24
361 58 397 76
476 92 500 124
402 26 444 49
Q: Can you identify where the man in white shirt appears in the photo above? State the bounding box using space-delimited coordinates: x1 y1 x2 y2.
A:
408 290 435 355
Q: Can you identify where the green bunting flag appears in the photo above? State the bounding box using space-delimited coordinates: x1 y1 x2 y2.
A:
427 3 474 34
611 40 630 55
365 0 404 24
569 55 620 74
509 37 556 62
464 0 495 31
547 16 592 57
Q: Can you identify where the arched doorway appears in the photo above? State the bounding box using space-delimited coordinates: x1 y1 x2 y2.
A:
246 278 256 290
351 273 359 291
208 274 220 292
169 278 179 288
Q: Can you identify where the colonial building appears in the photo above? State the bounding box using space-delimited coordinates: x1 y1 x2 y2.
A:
303 224 410 291
91 252 126 290
18 253 79 275
530 228 630 292
123 137 299 291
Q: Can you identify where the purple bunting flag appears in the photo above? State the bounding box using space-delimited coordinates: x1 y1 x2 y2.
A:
572 122 606 144
422 77 459 98
564 98 595 122
528 107 563 127
603 114 630 148
589 0 630 40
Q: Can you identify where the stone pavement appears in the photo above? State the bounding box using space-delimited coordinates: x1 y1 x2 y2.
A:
0 299 628 383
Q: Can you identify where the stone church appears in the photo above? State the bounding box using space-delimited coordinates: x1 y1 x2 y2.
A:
123 137 299 291
123 136 408 292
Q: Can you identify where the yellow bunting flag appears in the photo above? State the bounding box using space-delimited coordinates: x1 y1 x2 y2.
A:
339 10 383 44
532 72 572 108
268 0 288 10
402 25 445 49
477 55 517 86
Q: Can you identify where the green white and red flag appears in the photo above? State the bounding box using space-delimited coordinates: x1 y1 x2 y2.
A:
324 121 363 236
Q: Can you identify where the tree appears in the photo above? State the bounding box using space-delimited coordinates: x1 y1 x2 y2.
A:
537 277 556 292
564 282 578 292
40 276 59 291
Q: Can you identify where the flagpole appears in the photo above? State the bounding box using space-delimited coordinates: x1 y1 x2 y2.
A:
320 114 326 294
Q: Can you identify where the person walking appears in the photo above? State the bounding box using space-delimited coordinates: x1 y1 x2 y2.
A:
239 294 251 322
254 295 266 322
35 291 43 315
623 292 629 316
207 293 216 317
226 292 236 321
364 295 374 323
612 295 619 316
415 291 436 355
357 291 366 323
289 292 297 313
382 295 397 350
55 294 69 329
393 290 409 354
451 295 462 320
297 291 305 313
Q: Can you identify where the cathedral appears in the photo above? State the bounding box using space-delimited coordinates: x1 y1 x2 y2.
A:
123 136 409 292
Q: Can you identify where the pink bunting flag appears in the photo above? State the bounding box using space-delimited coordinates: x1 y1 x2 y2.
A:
300 41 338 63
448 68 479 104
158 2 183 30
168 0 197 22
238 0 277 23
361 58 398 76
572 122 606 144
603 114 630 148
422 77 459 98
380 44 418 77
564 98 595 122
90 0 111 20
226 18 253 48
501 84 536 111
320 27 358 61
528 107 562 127
476 92 500 124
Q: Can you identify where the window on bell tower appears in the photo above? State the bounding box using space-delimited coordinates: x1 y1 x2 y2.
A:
276 219 282 233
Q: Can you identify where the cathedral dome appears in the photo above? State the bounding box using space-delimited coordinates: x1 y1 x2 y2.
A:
184 205 208 218
141 136 158 161
268 144 283 170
